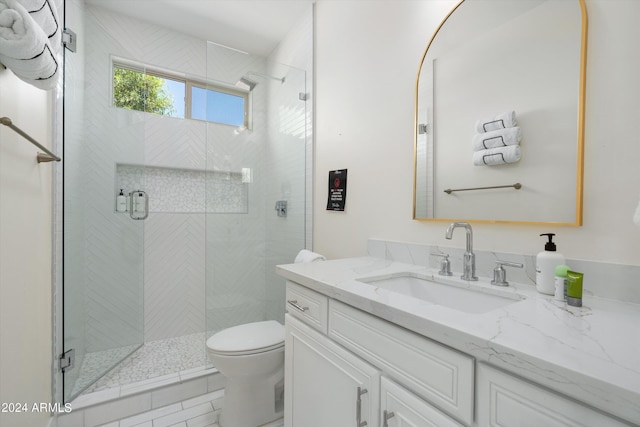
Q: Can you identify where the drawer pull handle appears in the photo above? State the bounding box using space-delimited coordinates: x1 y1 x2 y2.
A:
383 410 395 427
356 386 368 427
287 300 309 312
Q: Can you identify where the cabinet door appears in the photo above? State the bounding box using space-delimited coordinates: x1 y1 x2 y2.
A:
477 363 629 427
329 300 474 425
381 377 464 427
285 314 380 427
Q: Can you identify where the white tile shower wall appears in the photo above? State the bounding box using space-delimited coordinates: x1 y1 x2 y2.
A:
368 239 640 304
143 113 207 171
84 5 271 347
144 215 206 341
205 212 268 334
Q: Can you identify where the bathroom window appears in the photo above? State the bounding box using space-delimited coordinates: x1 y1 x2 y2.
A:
113 60 249 127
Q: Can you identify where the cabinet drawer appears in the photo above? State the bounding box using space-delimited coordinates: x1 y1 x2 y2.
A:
329 300 474 425
477 363 628 427
285 281 328 333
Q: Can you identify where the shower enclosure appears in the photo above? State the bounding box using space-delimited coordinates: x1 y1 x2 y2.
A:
62 0 308 402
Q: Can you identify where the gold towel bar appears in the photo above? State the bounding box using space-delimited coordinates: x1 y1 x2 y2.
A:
0 116 61 163
444 183 521 194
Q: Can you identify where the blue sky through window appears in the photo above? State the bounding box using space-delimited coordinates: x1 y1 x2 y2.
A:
191 86 245 126
163 79 185 118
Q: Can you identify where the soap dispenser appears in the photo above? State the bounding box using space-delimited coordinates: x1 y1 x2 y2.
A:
116 189 127 212
536 233 565 295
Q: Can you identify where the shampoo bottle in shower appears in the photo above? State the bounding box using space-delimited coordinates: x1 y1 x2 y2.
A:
116 189 127 212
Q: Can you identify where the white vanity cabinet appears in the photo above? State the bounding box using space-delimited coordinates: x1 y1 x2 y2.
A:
284 281 470 427
283 280 631 427
284 315 380 427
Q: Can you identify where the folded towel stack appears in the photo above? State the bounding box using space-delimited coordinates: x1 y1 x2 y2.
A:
0 0 61 90
472 110 521 166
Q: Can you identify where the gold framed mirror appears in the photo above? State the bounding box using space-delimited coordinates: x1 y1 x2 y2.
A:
413 0 587 225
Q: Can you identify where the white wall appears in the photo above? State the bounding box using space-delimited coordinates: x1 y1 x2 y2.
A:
314 0 640 267
0 69 54 426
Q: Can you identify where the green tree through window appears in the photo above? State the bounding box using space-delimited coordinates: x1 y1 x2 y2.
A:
113 67 176 116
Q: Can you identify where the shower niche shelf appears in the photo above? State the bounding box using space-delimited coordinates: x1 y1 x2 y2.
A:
116 164 249 214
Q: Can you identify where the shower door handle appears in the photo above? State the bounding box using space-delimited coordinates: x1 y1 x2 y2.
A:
129 190 149 220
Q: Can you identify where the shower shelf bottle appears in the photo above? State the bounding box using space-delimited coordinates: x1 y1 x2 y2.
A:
116 189 127 213
536 233 565 295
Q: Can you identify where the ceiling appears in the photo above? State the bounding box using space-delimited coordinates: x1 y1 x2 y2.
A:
85 0 315 56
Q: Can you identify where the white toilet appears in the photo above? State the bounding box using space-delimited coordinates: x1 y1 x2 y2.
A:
206 320 285 427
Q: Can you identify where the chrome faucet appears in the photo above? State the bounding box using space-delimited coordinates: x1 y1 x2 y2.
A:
445 222 478 281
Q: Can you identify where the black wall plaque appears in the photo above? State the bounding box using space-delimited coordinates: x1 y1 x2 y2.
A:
327 169 347 211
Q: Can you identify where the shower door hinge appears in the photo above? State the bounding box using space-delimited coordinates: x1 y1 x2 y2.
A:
59 349 75 372
62 29 77 53
299 92 309 101
418 123 429 135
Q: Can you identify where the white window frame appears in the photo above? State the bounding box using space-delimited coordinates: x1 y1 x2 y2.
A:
112 57 251 128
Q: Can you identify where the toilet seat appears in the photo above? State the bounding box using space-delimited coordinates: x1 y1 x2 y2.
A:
207 320 284 356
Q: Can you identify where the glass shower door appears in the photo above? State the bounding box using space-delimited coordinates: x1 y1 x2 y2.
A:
204 40 308 339
62 0 145 402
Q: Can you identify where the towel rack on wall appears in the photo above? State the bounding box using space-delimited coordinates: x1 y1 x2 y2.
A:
444 183 521 194
0 116 61 163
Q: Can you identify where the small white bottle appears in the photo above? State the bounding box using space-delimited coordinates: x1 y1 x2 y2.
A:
536 233 565 295
116 189 127 212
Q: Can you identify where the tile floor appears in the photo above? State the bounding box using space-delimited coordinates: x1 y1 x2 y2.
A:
79 333 207 395
96 389 284 427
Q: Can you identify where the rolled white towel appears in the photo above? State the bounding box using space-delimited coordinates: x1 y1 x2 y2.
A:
472 127 521 151
294 249 326 263
19 0 61 54
475 110 517 133
0 0 59 90
473 145 521 166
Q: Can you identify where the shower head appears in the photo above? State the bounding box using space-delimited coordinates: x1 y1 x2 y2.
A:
236 77 257 91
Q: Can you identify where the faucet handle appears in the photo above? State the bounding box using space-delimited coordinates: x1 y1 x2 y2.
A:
491 260 524 286
430 252 453 276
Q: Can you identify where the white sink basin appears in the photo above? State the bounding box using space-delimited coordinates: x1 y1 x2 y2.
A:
357 272 524 314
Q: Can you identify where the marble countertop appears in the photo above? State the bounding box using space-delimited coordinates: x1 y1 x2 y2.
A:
276 257 640 425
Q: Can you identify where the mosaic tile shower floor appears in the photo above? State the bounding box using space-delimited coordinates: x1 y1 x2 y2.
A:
76 333 207 396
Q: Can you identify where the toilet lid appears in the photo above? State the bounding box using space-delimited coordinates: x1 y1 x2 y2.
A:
206 320 284 355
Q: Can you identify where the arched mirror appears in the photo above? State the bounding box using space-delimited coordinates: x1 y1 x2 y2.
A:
414 0 587 225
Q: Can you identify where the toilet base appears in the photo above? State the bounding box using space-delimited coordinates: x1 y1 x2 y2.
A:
219 368 284 427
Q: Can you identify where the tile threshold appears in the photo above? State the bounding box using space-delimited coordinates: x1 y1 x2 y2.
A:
71 366 218 410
